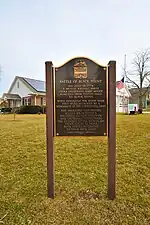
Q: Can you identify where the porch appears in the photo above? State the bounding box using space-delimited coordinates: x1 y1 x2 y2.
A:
22 94 46 106
1 93 21 108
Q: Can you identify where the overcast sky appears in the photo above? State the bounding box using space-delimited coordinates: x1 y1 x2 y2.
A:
0 0 150 96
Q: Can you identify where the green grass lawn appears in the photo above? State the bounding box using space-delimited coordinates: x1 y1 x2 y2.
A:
0 114 150 225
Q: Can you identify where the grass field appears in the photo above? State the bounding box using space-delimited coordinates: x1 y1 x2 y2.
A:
0 114 150 225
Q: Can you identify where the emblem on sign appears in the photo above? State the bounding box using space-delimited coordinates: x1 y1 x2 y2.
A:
74 60 87 78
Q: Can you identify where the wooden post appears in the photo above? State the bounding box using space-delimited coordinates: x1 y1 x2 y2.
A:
45 61 54 199
108 61 116 200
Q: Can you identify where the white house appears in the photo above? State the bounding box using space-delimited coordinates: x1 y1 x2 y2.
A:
116 83 131 113
1 76 46 108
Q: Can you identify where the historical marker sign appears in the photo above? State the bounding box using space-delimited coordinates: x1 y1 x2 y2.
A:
45 57 116 200
55 58 107 136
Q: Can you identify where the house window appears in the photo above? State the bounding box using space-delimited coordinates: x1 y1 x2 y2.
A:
23 98 31 106
17 81 19 88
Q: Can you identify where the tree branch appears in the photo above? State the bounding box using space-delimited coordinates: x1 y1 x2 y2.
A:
141 76 150 96
142 72 150 81
141 86 150 96
146 76 150 83
125 74 140 89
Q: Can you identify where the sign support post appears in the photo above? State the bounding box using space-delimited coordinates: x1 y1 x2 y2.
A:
108 61 116 200
45 61 54 199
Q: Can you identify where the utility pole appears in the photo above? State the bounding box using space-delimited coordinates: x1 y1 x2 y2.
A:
123 54 127 113
0 65 2 82
124 54 127 80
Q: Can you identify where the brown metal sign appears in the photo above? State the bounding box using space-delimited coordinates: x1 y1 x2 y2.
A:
55 57 107 136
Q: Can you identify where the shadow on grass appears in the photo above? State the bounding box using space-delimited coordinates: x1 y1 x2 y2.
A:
70 189 108 203
78 189 103 200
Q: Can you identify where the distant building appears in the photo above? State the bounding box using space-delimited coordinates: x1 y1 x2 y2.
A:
129 88 150 109
1 76 131 112
1 76 46 108
116 82 131 113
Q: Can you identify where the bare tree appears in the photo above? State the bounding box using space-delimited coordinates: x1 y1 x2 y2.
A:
125 49 150 108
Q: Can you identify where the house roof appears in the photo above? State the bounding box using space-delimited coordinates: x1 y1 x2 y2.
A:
129 87 150 96
8 76 46 94
128 87 150 102
22 77 45 92
2 93 21 100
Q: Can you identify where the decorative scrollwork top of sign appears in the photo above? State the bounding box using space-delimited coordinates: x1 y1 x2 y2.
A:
74 60 87 79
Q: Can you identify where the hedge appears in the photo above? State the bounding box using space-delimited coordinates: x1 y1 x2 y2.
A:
16 105 46 114
0 108 12 113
